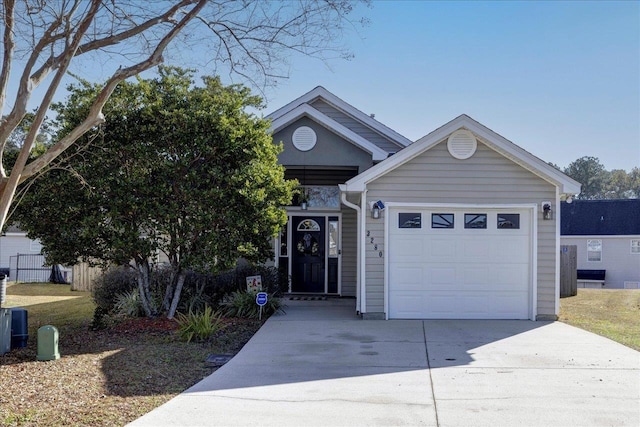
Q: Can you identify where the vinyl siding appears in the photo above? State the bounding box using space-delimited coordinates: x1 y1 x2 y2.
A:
365 140 558 317
310 99 403 153
274 116 373 173
561 236 640 288
341 207 357 296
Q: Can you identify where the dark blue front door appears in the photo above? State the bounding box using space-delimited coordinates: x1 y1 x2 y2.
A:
291 217 325 293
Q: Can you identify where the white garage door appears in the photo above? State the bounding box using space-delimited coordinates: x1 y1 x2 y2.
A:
388 208 532 319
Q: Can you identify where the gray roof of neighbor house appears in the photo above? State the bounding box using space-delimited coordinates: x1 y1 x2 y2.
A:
561 199 640 236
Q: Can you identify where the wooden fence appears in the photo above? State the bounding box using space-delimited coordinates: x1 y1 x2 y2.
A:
71 263 104 292
560 245 577 298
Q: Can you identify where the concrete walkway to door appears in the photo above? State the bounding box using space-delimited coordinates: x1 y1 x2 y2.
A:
129 298 640 427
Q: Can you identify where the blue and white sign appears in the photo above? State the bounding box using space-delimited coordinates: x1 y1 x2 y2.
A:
256 292 268 306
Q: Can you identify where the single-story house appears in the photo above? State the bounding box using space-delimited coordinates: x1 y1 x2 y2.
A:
561 199 640 289
268 86 581 320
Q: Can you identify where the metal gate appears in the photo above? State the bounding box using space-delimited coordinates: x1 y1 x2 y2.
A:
9 254 50 282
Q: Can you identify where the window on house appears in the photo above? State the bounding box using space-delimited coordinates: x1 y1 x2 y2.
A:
279 225 288 257
464 213 487 229
632 239 640 254
587 239 602 262
497 214 520 229
399 213 421 229
432 213 454 229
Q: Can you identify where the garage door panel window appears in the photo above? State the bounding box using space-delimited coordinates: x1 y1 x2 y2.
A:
431 213 454 229
399 213 422 229
497 213 520 229
464 213 487 229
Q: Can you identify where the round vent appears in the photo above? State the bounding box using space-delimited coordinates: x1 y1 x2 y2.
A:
292 126 317 151
447 129 477 160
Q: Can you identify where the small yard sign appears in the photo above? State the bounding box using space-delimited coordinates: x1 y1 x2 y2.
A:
256 292 268 320
246 275 262 293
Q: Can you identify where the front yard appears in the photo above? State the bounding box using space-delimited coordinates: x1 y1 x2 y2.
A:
0 283 262 426
559 288 640 351
1 284 638 426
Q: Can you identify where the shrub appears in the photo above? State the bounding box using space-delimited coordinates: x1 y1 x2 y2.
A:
113 289 144 317
175 306 225 343
92 266 137 315
219 290 285 319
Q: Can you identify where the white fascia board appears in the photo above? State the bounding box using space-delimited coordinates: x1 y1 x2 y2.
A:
342 116 462 191
266 86 326 122
267 86 412 149
456 116 582 195
343 114 582 194
269 104 389 161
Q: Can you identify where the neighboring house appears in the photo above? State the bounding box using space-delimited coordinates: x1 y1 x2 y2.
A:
561 199 640 289
0 225 72 282
268 86 581 320
0 225 43 280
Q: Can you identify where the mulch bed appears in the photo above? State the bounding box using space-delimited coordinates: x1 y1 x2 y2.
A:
0 316 264 426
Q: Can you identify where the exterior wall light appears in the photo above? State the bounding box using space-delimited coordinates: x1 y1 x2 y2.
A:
371 200 385 219
542 202 552 220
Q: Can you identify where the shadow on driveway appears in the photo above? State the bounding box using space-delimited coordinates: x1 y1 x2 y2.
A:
130 298 640 427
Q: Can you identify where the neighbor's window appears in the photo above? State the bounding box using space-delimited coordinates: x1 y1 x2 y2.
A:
497 213 520 229
399 213 421 229
464 213 487 229
432 213 454 229
587 239 602 262
632 239 640 254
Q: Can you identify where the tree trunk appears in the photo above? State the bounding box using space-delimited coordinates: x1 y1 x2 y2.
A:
134 260 156 317
167 269 186 319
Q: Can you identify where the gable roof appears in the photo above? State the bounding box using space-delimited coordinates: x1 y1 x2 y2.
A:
268 103 390 161
267 86 413 150
341 114 581 195
561 199 640 235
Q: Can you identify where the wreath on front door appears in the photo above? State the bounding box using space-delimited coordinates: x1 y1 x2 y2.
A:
297 233 319 255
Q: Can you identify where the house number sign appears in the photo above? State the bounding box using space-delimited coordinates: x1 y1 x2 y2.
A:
366 230 383 258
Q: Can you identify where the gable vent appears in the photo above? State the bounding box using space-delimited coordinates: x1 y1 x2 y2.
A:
292 126 317 151
447 129 477 160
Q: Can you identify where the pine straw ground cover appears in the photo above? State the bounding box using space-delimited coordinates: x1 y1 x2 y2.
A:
0 283 263 426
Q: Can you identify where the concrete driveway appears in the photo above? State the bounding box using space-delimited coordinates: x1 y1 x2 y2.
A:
130 299 640 427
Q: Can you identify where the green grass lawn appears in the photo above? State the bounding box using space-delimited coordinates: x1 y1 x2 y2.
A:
2 282 95 334
559 288 640 351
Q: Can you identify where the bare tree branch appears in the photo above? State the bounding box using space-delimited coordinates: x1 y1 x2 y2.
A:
0 0 368 232
21 0 208 180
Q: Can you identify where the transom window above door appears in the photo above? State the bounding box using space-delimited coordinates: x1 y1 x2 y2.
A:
297 219 321 231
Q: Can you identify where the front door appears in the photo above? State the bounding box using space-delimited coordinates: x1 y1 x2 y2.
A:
291 217 325 292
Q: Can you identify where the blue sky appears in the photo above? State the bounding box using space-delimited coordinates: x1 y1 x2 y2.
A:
261 1 640 172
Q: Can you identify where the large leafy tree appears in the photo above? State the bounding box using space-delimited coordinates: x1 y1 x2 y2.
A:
0 0 367 234
14 67 295 318
564 156 609 200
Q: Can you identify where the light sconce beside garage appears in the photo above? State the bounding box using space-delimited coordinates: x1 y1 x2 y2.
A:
542 201 552 220
371 200 385 219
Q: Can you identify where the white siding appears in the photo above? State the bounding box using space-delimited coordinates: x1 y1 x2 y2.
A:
365 140 557 318
561 236 640 288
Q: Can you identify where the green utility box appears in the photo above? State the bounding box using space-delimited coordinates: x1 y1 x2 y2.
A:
37 325 60 361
